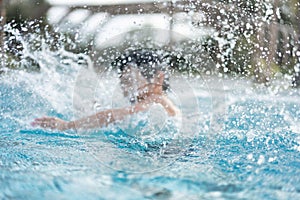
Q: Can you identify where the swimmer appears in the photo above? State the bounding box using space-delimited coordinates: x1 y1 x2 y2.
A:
32 49 181 131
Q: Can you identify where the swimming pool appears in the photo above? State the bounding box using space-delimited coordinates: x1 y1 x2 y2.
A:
1 55 300 200
1 26 300 199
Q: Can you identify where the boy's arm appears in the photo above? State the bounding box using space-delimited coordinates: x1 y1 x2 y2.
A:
32 101 153 131
32 95 179 131
158 95 181 117
67 102 153 130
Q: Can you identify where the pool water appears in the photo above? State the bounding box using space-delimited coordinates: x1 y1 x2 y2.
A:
1 67 300 200
1 37 300 199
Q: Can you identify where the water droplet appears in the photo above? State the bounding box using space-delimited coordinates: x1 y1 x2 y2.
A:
21 27 28 32
257 155 265 165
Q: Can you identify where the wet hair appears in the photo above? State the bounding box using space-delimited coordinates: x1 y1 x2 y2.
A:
112 49 172 91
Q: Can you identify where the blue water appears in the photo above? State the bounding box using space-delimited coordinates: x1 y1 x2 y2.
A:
1 67 300 200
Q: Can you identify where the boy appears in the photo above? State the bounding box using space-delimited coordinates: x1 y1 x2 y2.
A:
32 49 180 131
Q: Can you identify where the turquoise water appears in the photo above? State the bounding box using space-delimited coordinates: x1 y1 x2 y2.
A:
1 66 300 199
1 25 300 199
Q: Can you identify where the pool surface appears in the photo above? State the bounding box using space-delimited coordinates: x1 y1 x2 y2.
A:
1 44 300 199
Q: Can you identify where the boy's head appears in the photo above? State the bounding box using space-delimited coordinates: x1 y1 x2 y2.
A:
113 50 171 103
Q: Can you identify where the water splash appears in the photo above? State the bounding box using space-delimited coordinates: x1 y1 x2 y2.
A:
1 20 300 199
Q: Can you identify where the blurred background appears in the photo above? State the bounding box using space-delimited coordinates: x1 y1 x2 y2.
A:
1 0 300 86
